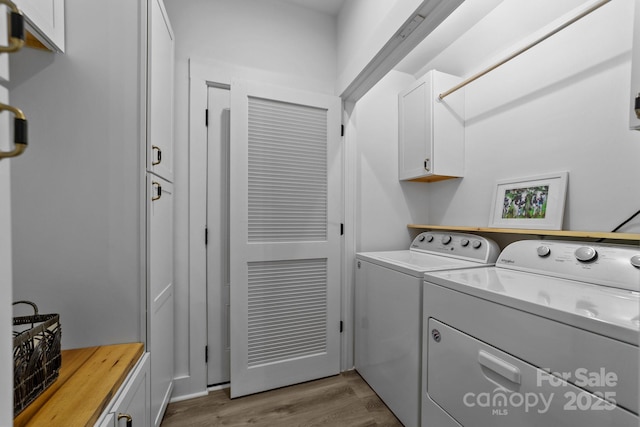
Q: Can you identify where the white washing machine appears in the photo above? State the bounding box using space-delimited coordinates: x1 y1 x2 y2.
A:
355 232 500 427
422 240 640 427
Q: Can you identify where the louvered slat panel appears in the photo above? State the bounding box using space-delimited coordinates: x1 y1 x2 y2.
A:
247 259 327 367
248 96 328 242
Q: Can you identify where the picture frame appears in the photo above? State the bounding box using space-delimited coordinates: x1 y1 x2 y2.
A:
488 171 569 230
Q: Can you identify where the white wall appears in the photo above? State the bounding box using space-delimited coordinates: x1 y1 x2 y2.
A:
424 0 640 234
163 0 338 398
8 0 144 349
336 0 421 96
337 0 399 76
352 70 430 252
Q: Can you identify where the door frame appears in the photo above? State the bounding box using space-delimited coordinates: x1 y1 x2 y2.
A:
179 59 352 398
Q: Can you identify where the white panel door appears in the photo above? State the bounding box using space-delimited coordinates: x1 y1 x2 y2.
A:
229 81 341 398
0 86 13 427
148 175 174 426
206 86 231 386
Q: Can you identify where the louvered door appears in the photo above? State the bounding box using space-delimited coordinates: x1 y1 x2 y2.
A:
229 80 341 398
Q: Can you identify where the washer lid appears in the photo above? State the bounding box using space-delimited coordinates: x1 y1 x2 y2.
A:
356 250 489 277
424 267 640 345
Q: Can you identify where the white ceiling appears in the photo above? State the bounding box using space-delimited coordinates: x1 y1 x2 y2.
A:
278 0 346 16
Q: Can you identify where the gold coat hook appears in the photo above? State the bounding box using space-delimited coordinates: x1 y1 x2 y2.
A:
0 0 25 53
0 102 28 160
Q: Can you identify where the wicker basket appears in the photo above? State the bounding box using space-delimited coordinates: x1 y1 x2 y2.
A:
13 301 62 416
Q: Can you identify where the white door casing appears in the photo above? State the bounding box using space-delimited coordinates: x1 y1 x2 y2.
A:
229 80 341 397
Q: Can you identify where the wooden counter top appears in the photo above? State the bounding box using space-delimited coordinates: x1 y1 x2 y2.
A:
15 343 144 427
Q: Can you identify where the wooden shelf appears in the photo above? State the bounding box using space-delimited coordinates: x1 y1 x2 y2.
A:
14 343 144 427
407 224 640 241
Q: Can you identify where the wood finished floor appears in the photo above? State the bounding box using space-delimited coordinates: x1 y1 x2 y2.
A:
160 370 403 427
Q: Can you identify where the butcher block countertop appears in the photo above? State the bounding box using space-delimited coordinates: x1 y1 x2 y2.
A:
14 343 144 427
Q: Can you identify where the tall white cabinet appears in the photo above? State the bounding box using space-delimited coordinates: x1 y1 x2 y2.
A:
147 0 175 425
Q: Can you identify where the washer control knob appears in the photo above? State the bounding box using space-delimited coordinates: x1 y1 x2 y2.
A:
537 246 551 257
418 235 426 242
575 246 598 263
631 255 640 269
426 234 434 242
441 235 452 245
461 238 469 247
472 240 482 249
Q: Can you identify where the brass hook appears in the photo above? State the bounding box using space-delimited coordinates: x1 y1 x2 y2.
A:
0 102 27 160
0 0 25 53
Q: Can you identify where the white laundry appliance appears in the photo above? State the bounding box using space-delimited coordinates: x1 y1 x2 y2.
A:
422 240 640 427
355 232 500 427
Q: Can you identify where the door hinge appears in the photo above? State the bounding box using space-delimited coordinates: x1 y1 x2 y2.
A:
205 109 209 127
205 345 208 363
340 223 344 236
339 321 343 333
340 124 344 137
205 228 208 245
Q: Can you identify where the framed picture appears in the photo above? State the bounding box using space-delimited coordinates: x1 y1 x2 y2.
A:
488 172 569 230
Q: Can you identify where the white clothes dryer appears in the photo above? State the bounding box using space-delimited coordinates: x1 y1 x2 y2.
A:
355 232 500 427
422 240 640 427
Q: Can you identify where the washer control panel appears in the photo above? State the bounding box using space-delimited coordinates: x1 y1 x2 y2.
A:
410 232 500 264
498 240 640 291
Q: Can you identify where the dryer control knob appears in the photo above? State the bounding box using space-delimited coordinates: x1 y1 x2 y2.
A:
630 255 640 269
441 235 452 245
426 234 434 242
575 246 598 263
461 239 469 247
472 240 482 249
418 235 426 242
537 246 551 257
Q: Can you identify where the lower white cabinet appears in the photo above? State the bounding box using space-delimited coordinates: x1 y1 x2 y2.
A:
97 353 151 427
148 175 174 426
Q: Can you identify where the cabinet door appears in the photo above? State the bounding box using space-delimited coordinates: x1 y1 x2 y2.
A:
147 0 175 181
97 413 115 427
109 354 151 427
13 0 65 52
398 71 465 182
398 75 432 180
630 0 640 130
148 175 174 426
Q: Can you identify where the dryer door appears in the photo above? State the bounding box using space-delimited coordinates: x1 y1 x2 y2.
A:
426 319 637 426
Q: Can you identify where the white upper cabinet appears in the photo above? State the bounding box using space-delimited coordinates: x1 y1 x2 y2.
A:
13 0 65 52
630 0 640 130
147 0 175 182
398 70 465 182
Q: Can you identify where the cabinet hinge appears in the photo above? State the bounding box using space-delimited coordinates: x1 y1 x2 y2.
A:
205 228 208 245
205 109 209 127
340 124 344 137
205 345 208 363
339 321 343 333
340 223 344 236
